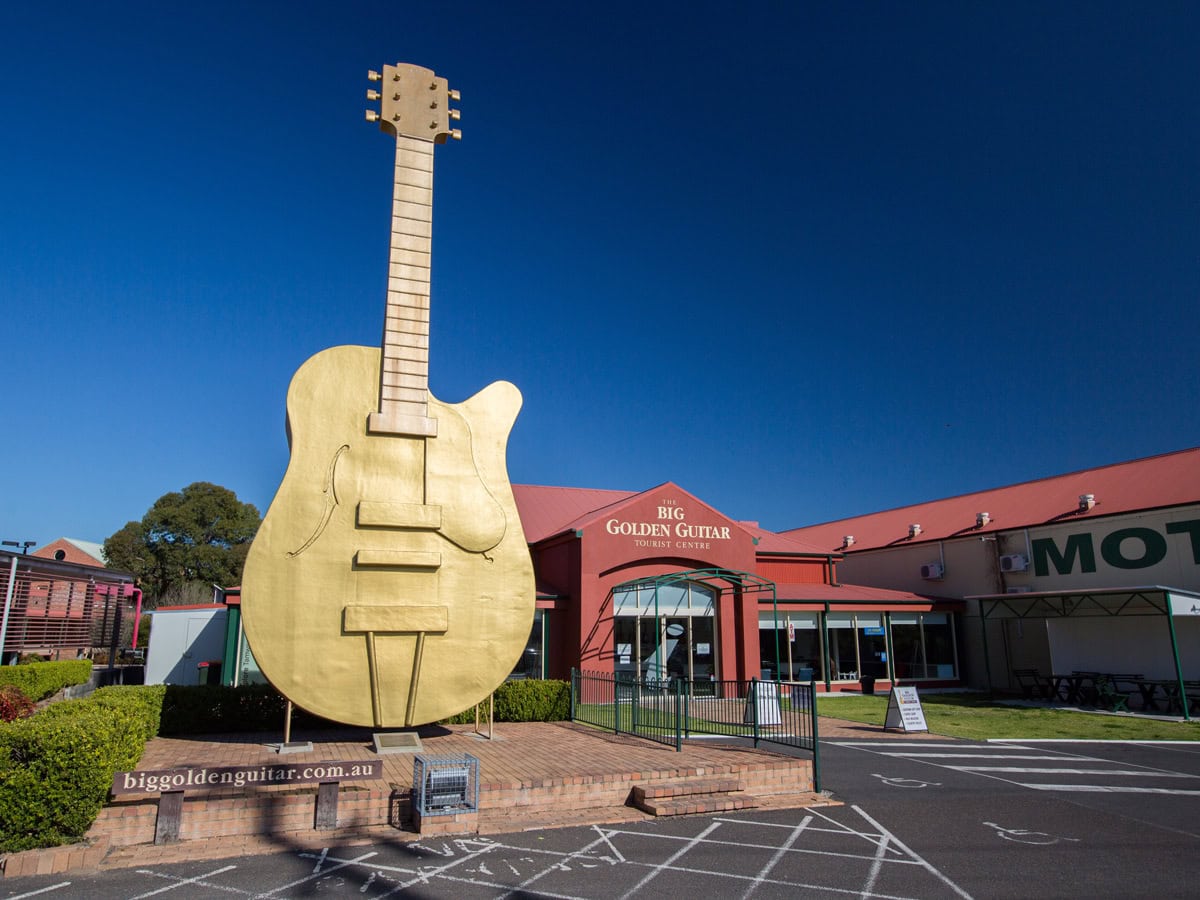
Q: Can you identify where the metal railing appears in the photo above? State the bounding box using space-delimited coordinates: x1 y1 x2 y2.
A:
570 669 820 787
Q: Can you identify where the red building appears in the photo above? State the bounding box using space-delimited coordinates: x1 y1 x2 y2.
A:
513 482 961 692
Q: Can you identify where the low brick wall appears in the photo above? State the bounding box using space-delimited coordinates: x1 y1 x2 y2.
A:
85 756 812 846
90 785 402 847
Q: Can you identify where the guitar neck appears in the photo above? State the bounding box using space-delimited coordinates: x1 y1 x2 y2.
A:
368 134 438 437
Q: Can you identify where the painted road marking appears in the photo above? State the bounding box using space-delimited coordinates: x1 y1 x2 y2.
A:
1020 784 1200 795
871 773 943 788
125 805 958 900
875 753 1083 760
4 885 73 899
738 815 812 900
982 822 1080 846
128 865 238 898
835 741 1200 796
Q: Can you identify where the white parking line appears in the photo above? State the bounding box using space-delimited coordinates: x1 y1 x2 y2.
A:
876 753 1079 760
619 820 723 900
1020 784 1200 796
850 806 973 900
740 815 812 900
4 884 73 899
130 865 239 898
950 767 1198 777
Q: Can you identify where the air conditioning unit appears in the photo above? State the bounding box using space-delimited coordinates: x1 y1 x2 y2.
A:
920 562 944 580
999 554 1029 573
1006 586 1032 594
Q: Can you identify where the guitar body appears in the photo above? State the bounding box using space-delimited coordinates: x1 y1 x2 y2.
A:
241 345 535 727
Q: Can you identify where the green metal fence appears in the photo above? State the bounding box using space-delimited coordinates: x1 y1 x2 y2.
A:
570 669 821 789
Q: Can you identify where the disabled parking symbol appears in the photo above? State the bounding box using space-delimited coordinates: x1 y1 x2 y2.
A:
983 821 1080 845
870 773 942 788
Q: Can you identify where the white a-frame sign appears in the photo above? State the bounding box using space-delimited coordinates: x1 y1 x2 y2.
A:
884 685 929 733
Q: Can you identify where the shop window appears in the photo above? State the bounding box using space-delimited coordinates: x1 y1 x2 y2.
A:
889 612 957 680
510 610 546 680
826 613 888 681
236 631 268 686
611 582 717 681
758 612 822 681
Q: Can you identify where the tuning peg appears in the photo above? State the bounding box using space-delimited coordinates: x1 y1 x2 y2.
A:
449 109 461 121
366 89 380 101
450 128 462 140
449 88 461 101
367 70 381 82
365 110 380 122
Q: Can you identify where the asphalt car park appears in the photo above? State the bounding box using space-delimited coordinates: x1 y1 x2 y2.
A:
5 738 1200 899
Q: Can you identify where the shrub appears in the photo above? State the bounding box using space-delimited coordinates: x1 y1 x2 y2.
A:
159 684 334 735
442 679 570 724
0 660 92 702
0 685 163 852
0 685 34 723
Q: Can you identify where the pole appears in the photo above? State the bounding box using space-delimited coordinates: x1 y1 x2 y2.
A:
979 602 994 699
0 555 17 664
808 680 821 793
1164 594 1191 722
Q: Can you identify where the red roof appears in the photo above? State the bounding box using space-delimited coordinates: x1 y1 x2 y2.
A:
772 582 956 603
512 484 637 543
739 521 831 555
783 446 1200 553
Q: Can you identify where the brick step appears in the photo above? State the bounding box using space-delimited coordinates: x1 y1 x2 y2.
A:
634 793 760 817
631 778 745 804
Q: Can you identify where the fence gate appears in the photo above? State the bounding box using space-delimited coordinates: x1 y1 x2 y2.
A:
570 669 821 788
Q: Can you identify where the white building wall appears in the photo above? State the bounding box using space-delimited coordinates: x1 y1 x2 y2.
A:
834 504 1200 688
1046 617 1199 680
145 607 227 685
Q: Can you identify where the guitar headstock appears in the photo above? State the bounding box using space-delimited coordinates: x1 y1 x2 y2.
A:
366 63 461 144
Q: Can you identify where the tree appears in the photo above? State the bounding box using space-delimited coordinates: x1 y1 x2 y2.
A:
103 482 261 607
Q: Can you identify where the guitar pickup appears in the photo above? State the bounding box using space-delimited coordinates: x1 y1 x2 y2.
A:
357 502 442 530
354 549 441 569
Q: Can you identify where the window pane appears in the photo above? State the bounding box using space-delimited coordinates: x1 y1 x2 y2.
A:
692 616 715 681
759 628 783 679
665 618 689 679
641 618 664 678
614 588 638 613
858 627 888 678
510 611 543 679
923 616 956 678
831 629 858 679
890 623 925 679
613 617 637 676
789 628 822 681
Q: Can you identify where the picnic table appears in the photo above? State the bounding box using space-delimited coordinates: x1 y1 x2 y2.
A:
1013 669 1197 715
1156 679 1200 716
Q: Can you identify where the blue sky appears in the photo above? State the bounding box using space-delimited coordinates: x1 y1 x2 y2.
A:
3 2 1197 550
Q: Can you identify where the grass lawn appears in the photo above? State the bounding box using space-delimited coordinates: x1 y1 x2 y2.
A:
818 692 1200 741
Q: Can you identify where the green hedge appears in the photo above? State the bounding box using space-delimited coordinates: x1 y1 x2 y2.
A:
441 679 570 724
0 660 92 702
158 684 337 735
0 685 164 853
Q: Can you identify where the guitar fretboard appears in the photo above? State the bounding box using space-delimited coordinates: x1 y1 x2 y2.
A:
368 134 437 437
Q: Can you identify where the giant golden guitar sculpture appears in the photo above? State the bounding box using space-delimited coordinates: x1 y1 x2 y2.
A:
241 63 535 728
